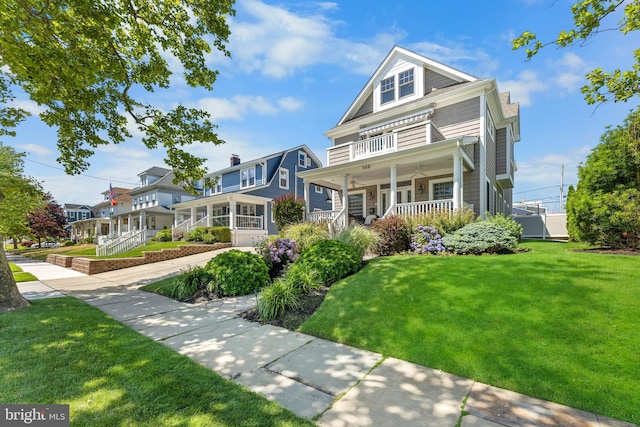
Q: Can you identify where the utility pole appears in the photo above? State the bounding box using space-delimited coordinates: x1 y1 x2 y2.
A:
559 164 564 213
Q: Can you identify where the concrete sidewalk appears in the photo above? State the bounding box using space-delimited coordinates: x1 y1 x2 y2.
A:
9 252 636 427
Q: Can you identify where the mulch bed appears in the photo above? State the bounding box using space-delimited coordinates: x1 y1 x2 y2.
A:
239 286 330 331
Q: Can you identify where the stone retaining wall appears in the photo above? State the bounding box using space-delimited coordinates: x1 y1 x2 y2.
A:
46 243 231 275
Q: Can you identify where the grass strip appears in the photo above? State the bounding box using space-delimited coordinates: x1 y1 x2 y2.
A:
0 297 313 427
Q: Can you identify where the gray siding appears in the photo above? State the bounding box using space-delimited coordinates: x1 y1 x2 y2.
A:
328 144 350 166
424 68 459 94
397 124 427 151
464 144 480 215
430 123 445 142
352 93 374 119
496 128 507 175
334 133 359 146
486 133 496 193
434 98 481 139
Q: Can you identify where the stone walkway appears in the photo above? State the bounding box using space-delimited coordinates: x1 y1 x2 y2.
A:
10 251 637 426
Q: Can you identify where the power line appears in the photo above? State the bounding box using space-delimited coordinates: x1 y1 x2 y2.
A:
24 158 139 186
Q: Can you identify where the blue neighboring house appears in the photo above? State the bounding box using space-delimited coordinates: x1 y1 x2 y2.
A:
171 145 328 246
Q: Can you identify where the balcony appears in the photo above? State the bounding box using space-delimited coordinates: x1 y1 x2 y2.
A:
350 133 397 160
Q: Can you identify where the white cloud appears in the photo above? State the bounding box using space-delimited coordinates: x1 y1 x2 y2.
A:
500 70 548 106
16 143 51 156
516 145 592 189
190 95 303 120
12 98 45 115
549 52 589 94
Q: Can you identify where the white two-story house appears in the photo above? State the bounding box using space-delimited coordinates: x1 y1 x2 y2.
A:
298 45 520 226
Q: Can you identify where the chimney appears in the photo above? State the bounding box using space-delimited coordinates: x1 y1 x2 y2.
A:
230 154 240 167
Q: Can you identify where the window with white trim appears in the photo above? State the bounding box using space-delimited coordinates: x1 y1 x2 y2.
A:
381 76 395 104
431 180 454 200
399 69 414 98
211 175 222 194
298 151 310 168
238 203 256 216
241 167 256 188
315 185 323 194
486 108 495 140
279 167 289 189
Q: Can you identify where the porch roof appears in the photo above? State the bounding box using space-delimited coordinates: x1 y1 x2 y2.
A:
297 136 477 190
170 193 272 210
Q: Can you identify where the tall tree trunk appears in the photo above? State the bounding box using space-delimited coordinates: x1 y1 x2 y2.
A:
0 188 30 313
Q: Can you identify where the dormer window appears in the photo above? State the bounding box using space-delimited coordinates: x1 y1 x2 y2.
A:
399 69 414 98
381 77 395 104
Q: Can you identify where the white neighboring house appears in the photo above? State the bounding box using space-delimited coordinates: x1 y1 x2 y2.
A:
298 45 520 227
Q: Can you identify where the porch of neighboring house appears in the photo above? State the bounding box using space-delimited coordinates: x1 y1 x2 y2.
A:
172 194 271 246
299 136 479 229
70 218 110 243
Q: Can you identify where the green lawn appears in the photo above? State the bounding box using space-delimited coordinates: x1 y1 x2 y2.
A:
8 262 38 282
0 298 312 427
139 276 178 297
300 240 640 424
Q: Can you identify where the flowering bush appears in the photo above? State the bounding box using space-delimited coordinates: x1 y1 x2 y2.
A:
410 225 446 254
256 237 299 278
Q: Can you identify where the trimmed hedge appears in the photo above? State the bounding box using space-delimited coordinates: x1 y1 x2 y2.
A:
293 240 361 285
442 221 517 254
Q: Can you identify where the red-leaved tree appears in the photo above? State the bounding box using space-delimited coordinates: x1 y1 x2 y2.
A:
27 194 67 245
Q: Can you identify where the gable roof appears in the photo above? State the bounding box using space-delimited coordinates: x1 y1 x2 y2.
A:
138 166 171 177
338 45 479 126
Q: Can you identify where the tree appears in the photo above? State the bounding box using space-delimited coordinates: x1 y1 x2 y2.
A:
272 193 305 231
0 0 235 311
0 0 235 190
27 194 67 245
566 107 640 249
513 0 640 105
0 144 44 312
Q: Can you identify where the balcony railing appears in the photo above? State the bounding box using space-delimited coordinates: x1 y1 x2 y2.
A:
350 133 397 160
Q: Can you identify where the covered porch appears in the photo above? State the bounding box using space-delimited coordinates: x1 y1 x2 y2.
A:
171 194 271 246
298 136 478 228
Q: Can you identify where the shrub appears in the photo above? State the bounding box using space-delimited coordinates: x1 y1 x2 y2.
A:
370 216 411 255
282 222 329 253
410 225 446 254
205 250 269 296
185 226 231 244
255 237 299 278
442 221 517 255
333 224 381 259
272 193 305 231
294 240 361 285
81 237 94 244
20 240 35 247
257 278 300 322
283 262 322 294
62 240 75 247
153 229 173 242
405 208 476 235
483 213 523 240
169 266 212 300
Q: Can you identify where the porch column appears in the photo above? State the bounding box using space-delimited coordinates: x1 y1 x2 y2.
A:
207 204 212 227
227 196 235 231
109 218 114 237
389 164 397 215
140 211 146 230
264 200 268 230
453 151 462 210
190 206 196 224
342 175 348 227
303 180 310 221
128 213 133 231
116 218 121 236
173 209 179 226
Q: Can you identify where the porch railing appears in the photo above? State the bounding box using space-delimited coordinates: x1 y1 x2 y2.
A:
210 215 230 227
236 214 263 229
308 210 340 224
172 218 190 241
187 215 209 232
350 133 397 160
393 199 454 217
96 227 146 256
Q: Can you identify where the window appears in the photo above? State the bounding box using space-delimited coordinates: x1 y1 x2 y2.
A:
381 76 395 104
315 185 323 194
399 69 414 98
238 203 256 216
486 109 495 140
152 193 156 202
69 211 76 219
241 167 256 188
432 181 454 200
81 212 88 220
145 195 149 202
298 151 310 168
279 168 289 189
212 176 222 194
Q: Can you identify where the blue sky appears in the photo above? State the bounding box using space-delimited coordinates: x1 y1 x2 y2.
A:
3 0 638 210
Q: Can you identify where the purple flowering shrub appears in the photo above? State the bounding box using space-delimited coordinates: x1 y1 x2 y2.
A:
410 225 446 254
256 237 300 278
